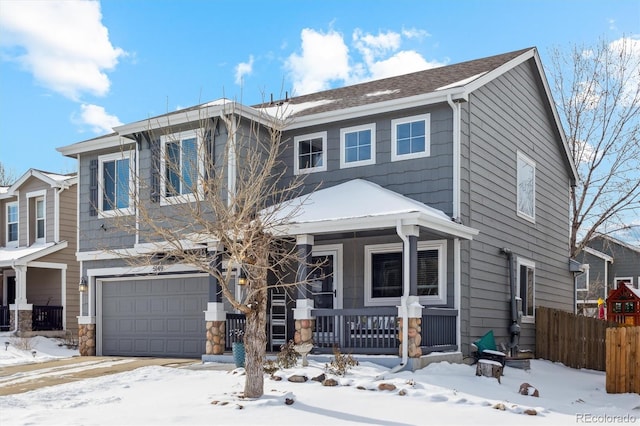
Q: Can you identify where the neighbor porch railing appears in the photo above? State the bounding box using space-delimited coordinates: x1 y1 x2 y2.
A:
225 313 246 350
32 305 63 331
0 306 9 331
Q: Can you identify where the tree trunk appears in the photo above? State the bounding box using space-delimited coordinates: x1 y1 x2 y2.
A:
243 278 267 398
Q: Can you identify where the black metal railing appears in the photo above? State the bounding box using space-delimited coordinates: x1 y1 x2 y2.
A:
32 305 63 331
225 313 246 350
422 308 458 352
0 306 9 331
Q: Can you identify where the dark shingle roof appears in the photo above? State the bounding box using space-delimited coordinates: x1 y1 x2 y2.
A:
254 48 533 117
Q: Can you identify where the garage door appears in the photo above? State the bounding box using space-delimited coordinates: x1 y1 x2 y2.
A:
101 275 208 358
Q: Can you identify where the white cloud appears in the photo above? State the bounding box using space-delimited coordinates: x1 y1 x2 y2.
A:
235 55 254 85
0 0 125 100
285 28 351 95
285 27 444 95
76 104 122 134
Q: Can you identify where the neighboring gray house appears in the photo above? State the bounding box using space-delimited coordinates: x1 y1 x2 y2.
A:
58 47 578 361
575 234 640 316
0 169 79 336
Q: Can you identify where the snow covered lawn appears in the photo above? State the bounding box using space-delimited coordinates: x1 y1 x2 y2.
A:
1 337 638 425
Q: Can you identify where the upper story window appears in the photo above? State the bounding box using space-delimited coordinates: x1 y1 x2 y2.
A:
161 130 202 203
99 152 133 216
340 124 376 168
35 197 45 242
364 240 447 306
391 114 430 161
6 202 18 247
517 152 535 221
294 131 327 175
517 257 535 322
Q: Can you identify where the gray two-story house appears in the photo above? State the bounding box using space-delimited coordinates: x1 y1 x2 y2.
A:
0 169 79 335
58 47 578 361
575 234 640 316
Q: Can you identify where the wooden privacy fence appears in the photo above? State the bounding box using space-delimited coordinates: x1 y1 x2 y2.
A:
536 307 615 371
606 326 640 394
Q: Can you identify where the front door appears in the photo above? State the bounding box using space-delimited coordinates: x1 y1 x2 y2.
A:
309 254 335 309
310 246 342 348
7 276 16 305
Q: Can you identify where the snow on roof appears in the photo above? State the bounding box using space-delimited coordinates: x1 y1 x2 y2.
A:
435 72 487 91
365 89 400 97
0 242 64 267
257 99 338 120
264 179 478 239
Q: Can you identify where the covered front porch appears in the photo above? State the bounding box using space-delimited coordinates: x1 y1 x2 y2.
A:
0 242 68 333
205 180 478 363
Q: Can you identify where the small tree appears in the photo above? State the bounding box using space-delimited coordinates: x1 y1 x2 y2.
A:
0 162 16 186
548 37 640 255
108 100 309 398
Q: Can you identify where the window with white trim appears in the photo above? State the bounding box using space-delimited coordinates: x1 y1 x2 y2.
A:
6 202 18 247
35 197 45 242
517 152 535 221
576 268 589 292
391 114 430 161
161 130 202 204
614 277 633 290
340 124 375 168
517 258 535 321
99 151 133 216
294 132 327 174
365 240 447 306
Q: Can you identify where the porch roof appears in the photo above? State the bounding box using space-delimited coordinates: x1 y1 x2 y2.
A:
0 241 68 268
267 179 479 240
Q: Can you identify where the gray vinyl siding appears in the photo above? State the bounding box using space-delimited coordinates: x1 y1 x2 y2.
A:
281 104 454 216
583 237 640 290
462 61 573 353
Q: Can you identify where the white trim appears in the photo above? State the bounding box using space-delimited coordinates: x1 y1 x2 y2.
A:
584 246 614 262
516 257 536 323
27 261 67 270
98 150 134 217
364 240 447 307
312 244 343 309
159 129 204 206
339 123 376 168
34 196 46 243
516 151 536 222
26 190 47 244
5 201 18 247
391 113 431 162
294 131 327 175
614 277 633 290
453 238 461 351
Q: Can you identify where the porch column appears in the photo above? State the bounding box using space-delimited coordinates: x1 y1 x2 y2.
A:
205 245 227 355
397 225 423 359
294 235 315 346
9 265 33 333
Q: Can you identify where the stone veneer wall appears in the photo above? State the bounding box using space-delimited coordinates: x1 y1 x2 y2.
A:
79 324 96 356
398 317 422 358
206 321 225 355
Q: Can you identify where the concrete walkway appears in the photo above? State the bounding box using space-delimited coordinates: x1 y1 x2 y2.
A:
0 356 232 396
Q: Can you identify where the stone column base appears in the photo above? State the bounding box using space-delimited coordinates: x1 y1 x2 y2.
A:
398 317 422 358
294 319 314 345
79 324 96 356
206 320 225 355
9 310 33 333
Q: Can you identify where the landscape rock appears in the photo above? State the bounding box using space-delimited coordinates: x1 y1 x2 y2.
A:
378 383 397 391
322 378 339 387
519 382 539 397
288 375 308 383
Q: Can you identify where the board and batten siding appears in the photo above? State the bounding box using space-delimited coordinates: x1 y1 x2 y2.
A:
460 60 573 354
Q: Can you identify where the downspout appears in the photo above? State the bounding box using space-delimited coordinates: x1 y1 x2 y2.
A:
501 247 520 356
447 94 461 220
388 220 410 373
10 261 19 334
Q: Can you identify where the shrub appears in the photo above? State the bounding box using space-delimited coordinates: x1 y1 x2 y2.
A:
276 340 300 369
324 346 358 376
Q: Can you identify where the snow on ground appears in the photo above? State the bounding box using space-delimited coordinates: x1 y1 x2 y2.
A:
1 337 639 426
0 335 79 366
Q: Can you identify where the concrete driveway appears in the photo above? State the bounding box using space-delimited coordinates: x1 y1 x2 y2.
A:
0 356 232 396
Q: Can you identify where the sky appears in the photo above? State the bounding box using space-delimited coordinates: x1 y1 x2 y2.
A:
0 0 638 177
1 336 639 425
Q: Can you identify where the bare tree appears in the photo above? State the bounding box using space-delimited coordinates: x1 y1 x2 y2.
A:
107 101 309 398
548 36 640 256
0 161 16 186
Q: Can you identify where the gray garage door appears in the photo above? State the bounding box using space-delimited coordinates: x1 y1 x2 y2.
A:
101 275 208 358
